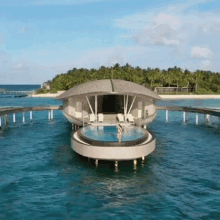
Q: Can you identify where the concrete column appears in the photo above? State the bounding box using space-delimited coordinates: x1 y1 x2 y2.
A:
166 110 169 122
183 111 186 123
48 110 51 120
30 111 33 121
205 114 210 124
13 113 16 123
4 115 8 125
196 113 199 125
22 112 25 123
133 159 137 171
95 159 98 168
51 110 53 120
115 161 118 172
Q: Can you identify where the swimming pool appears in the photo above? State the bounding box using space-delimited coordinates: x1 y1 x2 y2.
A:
78 125 149 146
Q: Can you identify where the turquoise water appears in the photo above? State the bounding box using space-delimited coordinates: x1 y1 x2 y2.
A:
81 126 144 142
0 97 220 219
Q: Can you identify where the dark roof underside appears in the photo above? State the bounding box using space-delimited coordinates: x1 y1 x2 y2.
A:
56 79 161 100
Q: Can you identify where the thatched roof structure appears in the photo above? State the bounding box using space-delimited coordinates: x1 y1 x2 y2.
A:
56 79 161 100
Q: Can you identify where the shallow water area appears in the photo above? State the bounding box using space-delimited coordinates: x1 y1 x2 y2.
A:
0 97 220 219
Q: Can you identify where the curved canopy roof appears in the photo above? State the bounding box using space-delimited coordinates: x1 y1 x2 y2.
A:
56 79 161 100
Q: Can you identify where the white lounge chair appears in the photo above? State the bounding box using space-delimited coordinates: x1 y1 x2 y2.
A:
98 113 104 123
117 114 124 123
89 114 96 123
127 114 134 123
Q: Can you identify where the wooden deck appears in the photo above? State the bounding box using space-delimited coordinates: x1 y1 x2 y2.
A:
0 105 63 116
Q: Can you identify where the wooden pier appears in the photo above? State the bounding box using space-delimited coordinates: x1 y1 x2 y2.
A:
0 105 63 129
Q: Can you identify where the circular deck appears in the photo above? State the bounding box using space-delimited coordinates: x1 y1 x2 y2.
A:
71 125 156 160
77 125 149 146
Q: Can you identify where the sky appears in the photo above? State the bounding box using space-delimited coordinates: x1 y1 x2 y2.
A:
0 0 220 84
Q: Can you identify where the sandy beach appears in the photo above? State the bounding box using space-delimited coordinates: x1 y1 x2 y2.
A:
31 92 220 99
160 94 220 99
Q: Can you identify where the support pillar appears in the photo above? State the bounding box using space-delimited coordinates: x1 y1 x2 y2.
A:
115 161 118 172
144 125 147 129
22 112 25 123
51 110 53 120
166 110 169 122
205 114 210 124
196 113 199 125
48 110 51 120
30 111 33 121
4 115 8 125
13 113 16 123
183 111 186 123
95 159 98 168
133 159 137 171
0 116 2 129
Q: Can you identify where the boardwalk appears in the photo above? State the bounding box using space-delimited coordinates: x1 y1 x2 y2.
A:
156 106 220 117
0 105 63 116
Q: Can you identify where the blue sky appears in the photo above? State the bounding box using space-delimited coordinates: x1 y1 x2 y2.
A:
0 0 220 84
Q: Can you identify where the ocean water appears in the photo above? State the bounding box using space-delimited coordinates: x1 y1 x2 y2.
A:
0 96 220 220
0 84 41 91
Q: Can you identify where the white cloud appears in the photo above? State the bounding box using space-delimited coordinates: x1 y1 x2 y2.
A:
191 46 212 58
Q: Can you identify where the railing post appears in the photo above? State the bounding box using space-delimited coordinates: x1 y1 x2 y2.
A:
166 110 169 122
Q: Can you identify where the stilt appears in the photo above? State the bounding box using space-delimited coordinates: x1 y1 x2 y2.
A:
196 113 199 125
115 161 118 172
133 159 137 171
51 110 53 120
183 111 186 123
30 111 33 121
22 112 25 123
166 110 169 122
13 113 16 123
141 156 145 167
205 114 210 124
4 115 8 125
95 159 98 168
144 125 147 129
48 110 51 120
0 116 2 129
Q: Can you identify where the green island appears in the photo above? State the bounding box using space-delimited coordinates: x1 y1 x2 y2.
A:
37 63 220 94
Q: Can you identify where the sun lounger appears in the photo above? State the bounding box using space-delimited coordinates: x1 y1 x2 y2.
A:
98 113 104 122
117 114 124 123
127 114 134 123
89 114 96 123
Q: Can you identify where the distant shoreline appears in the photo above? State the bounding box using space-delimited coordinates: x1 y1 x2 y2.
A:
31 92 220 99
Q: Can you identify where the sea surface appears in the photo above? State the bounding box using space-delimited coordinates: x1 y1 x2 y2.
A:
0 84 41 91
0 90 220 219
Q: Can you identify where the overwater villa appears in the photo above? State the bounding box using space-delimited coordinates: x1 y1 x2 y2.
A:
57 79 161 167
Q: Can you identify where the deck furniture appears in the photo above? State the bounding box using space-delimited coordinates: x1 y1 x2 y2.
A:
98 113 104 123
117 114 124 123
89 114 96 123
127 114 134 123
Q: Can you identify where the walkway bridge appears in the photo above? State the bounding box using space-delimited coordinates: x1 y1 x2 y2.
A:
0 90 35 97
0 105 219 128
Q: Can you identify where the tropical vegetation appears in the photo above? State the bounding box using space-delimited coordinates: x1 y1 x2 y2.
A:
37 63 220 94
